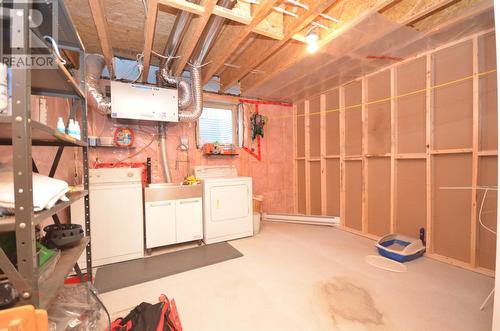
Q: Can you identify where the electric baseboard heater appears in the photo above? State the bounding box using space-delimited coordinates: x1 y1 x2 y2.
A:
262 213 340 226
110 81 179 122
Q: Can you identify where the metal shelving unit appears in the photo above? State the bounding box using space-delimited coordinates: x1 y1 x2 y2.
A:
0 0 92 308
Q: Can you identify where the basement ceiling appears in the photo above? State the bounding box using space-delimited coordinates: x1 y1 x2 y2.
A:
63 0 493 101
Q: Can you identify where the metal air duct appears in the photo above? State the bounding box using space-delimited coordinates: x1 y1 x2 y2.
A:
85 54 111 115
157 0 236 182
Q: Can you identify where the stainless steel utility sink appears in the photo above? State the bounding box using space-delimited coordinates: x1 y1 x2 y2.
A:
145 183 202 202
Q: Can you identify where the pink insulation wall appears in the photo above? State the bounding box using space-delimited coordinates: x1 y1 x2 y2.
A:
87 101 294 213
1 95 294 215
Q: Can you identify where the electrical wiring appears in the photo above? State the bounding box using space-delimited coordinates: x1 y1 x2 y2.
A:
43 35 66 65
478 188 497 235
113 53 145 82
188 60 212 68
152 50 181 60
114 133 157 164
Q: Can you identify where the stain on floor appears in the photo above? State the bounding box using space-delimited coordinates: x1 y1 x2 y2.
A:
319 277 384 328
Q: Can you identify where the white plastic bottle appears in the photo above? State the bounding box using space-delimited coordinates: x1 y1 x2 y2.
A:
68 119 75 138
56 117 65 133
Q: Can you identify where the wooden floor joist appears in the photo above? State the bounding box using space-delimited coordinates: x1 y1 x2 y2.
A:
241 0 460 98
88 0 115 78
158 0 286 42
219 0 340 92
201 0 280 85
172 0 218 76
141 0 159 82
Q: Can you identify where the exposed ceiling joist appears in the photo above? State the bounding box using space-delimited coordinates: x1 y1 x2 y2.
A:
172 0 218 76
201 0 281 85
142 0 159 81
291 2 494 102
88 0 115 78
240 0 401 94
401 0 457 25
219 0 340 92
158 0 205 15
157 0 305 43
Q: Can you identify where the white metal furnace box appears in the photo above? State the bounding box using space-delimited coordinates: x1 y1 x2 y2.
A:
110 81 178 122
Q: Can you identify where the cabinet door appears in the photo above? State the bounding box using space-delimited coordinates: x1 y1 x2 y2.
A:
90 184 144 265
175 198 203 243
145 200 176 248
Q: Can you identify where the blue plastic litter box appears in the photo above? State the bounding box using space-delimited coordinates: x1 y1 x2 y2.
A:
376 233 426 263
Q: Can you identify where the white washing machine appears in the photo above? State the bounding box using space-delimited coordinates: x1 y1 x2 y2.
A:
195 165 253 244
71 168 144 267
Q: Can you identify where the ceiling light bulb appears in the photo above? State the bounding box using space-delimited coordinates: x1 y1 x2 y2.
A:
307 42 318 54
306 30 318 43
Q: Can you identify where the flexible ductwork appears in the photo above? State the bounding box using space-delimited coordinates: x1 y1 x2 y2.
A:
158 0 236 182
178 64 202 122
163 0 236 120
160 12 193 70
177 79 192 109
85 54 111 116
191 1 234 66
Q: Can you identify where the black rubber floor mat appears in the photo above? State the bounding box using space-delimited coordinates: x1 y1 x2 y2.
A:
94 242 243 293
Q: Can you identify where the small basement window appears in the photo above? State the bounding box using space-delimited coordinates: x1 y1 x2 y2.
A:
198 107 234 146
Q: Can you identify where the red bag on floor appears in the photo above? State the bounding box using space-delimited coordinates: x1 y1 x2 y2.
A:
110 294 182 331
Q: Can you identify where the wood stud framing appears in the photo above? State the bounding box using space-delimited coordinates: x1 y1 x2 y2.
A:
390 67 397 233
88 0 115 78
293 104 298 214
142 0 159 81
320 94 327 216
361 77 368 233
81 0 489 94
240 0 398 95
220 0 339 91
293 29 497 276
425 53 433 255
158 0 293 42
470 36 480 267
201 0 280 85
242 0 492 102
172 0 218 76
339 87 346 226
304 100 311 215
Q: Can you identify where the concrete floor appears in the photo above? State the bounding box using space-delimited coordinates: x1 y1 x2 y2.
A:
100 221 495 331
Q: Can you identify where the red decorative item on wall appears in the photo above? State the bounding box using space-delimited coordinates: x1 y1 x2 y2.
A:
239 98 292 161
113 127 135 147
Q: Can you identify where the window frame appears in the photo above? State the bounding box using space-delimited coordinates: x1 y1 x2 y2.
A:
196 102 238 148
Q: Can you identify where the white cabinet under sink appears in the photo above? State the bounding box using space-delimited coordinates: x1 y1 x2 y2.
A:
175 198 203 243
144 185 203 249
145 200 176 248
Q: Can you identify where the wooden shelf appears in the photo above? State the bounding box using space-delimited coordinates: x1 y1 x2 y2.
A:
38 237 89 309
0 190 88 232
0 116 87 147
